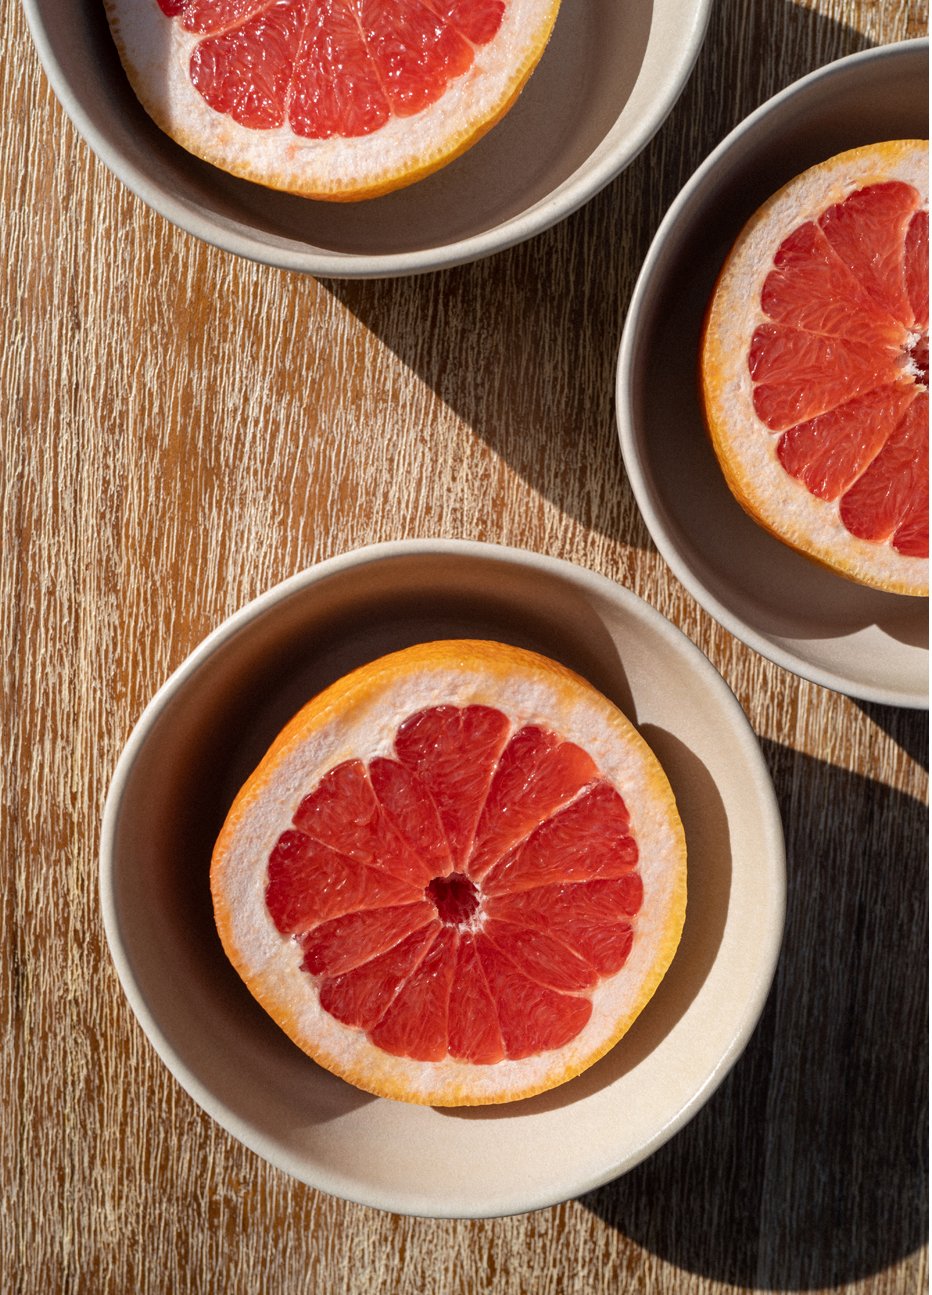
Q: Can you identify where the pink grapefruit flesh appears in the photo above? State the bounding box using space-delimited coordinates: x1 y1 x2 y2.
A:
104 0 563 199
211 641 687 1105
701 140 929 594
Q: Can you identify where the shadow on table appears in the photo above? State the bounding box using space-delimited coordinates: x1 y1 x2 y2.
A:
320 0 871 541
852 701 929 771
577 732 929 1289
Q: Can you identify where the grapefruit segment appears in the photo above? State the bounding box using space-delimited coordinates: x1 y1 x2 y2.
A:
839 392 929 547
106 0 562 199
905 210 929 332
298 900 435 976
892 422 930 557
318 922 440 1029
394 704 510 869
293 759 434 887
369 756 453 876
483 918 598 992
467 725 597 880
759 220 900 340
447 933 506 1065
701 140 929 594
486 875 643 975
442 0 506 43
474 933 592 1059
188 3 306 130
266 830 421 930
368 926 458 1061
818 181 918 322
365 0 474 119
776 383 919 500
163 0 269 33
211 640 686 1105
483 780 638 895
750 323 899 430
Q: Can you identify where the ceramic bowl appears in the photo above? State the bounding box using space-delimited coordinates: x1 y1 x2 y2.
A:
100 540 785 1217
24 0 709 277
617 39 929 708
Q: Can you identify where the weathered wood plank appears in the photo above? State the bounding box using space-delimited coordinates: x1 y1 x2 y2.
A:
3 0 927 1290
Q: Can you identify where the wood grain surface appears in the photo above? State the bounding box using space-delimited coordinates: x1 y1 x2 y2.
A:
3 0 928 1291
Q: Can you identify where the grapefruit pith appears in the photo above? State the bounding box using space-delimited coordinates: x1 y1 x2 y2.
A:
700 140 929 596
211 641 687 1105
104 0 562 200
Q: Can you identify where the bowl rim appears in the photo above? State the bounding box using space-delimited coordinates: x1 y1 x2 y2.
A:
99 538 786 1217
616 37 930 711
22 0 712 278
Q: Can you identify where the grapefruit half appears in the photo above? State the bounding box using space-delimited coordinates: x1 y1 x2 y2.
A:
104 0 562 200
211 640 687 1105
700 140 929 596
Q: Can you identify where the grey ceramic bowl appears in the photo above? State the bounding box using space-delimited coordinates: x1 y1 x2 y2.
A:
100 540 785 1217
24 0 709 276
617 39 929 708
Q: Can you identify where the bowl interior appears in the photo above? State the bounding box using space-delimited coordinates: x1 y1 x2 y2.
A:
103 545 784 1216
620 41 929 706
29 0 706 269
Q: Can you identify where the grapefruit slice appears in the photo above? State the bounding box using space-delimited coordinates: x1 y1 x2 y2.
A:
700 140 929 596
104 0 561 199
211 640 687 1105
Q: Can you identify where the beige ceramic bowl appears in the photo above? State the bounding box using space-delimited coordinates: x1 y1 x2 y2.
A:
617 40 929 708
100 540 785 1217
23 0 709 276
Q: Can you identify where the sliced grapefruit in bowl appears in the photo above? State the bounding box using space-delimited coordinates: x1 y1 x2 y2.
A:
700 140 929 597
210 639 687 1106
103 0 562 200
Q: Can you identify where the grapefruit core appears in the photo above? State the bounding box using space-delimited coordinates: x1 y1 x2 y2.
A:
103 0 562 200
700 140 929 596
210 641 687 1105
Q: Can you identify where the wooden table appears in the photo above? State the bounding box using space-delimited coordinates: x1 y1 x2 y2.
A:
4 0 928 1290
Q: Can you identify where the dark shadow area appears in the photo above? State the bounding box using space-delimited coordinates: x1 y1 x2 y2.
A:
852 701 929 771
321 0 873 540
578 734 928 1288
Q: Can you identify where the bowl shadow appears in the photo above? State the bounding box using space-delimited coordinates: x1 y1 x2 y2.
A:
320 0 873 537
577 733 928 1289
